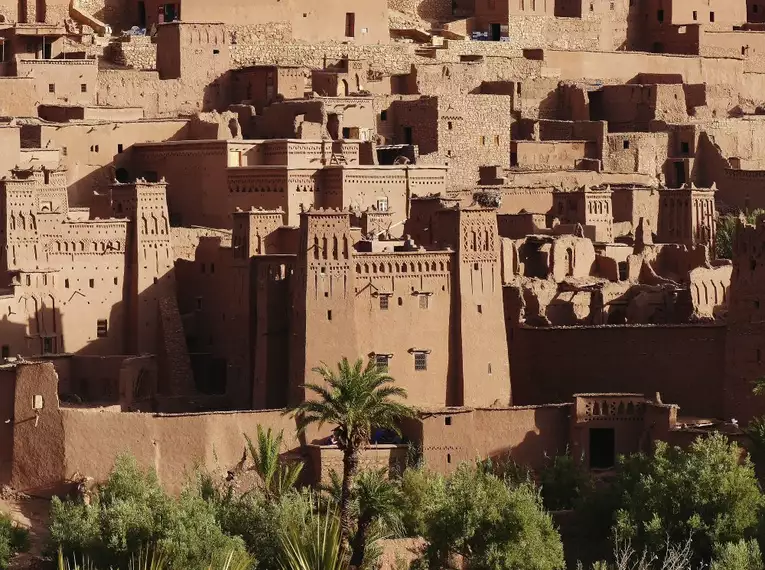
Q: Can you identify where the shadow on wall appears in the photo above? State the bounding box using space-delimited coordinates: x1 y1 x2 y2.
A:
484 408 569 474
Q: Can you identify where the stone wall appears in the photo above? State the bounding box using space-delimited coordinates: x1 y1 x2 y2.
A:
106 36 157 70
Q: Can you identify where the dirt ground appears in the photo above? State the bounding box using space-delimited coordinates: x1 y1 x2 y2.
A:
0 487 51 570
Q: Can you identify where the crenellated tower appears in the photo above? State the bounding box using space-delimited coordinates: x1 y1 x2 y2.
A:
289 208 357 405
111 179 192 394
437 206 511 407
725 214 765 423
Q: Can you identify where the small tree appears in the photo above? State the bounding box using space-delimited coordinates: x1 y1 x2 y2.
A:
0 512 29 569
417 463 565 570
245 426 303 498
602 434 763 562
288 357 416 555
349 469 405 569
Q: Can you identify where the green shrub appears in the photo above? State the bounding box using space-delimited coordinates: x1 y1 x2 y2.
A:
49 454 250 570
597 434 764 562
0 511 29 569
539 452 592 511
711 540 763 570
416 463 564 570
399 467 445 538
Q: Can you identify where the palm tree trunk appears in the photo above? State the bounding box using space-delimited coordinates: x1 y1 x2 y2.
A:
349 515 371 568
340 446 360 555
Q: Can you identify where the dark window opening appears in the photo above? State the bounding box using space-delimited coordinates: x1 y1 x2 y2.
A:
327 310 332 320
681 141 690 154
48 83 55 93
618 261 628 281
710 11 715 22
375 354 389 372
445 416 452 426
380 110 388 121
89 278 94 288
213 49 220 54
404 126 413 145
692 10 697 20
657 9 664 22
490 22 501 41
115 168 130 183
342 127 351 138
589 428 616 469
43 337 53 354
117 144 124 153
345 12 355 37
1 345 8 359
96 319 108 338
623 140 630 149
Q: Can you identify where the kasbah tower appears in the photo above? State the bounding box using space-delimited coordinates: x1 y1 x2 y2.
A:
0 0 762 500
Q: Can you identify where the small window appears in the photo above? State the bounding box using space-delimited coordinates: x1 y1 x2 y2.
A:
380 110 388 121
692 10 697 20
114 277 118 285
477 304 483 314
80 83 87 93
480 136 486 146
96 319 108 338
681 141 690 154
375 354 389 372
398 297 403 306
447 453 451 464
380 296 389 310
117 144 124 154
494 135 500 145
342 127 351 139
62 146 67 156
48 83 55 93
445 416 452 426
710 11 715 22
419 295 429 309
657 9 664 22
43 337 53 354
64 278 70 288
327 310 332 320
213 49 220 54
447 121 453 130
623 140 630 149
89 278 94 288
376 198 388 212
1 345 8 359
414 352 428 371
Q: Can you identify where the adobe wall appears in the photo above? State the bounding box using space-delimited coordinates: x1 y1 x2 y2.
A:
510 324 727 418
415 406 570 473
0 368 14 483
0 78 36 116
32 119 190 207
143 0 389 44
15 60 98 107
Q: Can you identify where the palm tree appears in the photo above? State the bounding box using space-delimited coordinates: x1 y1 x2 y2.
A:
349 469 405 569
245 426 303 498
289 357 416 556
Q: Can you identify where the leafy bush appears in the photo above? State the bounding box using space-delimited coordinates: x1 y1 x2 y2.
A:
49 454 249 570
711 540 763 570
596 434 764 562
539 452 593 511
416 463 564 570
0 511 29 569
399 467 445 538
